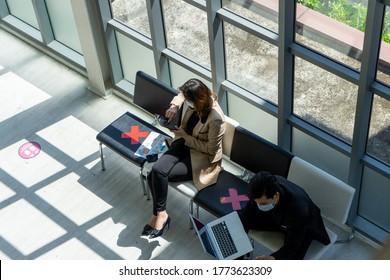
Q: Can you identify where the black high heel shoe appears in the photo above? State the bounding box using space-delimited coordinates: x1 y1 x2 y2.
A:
141 224 154 236
149 216 171 239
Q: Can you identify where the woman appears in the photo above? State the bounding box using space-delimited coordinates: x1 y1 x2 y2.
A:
143 78 226 238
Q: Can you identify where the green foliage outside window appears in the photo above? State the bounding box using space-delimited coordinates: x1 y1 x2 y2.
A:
297 0 390 43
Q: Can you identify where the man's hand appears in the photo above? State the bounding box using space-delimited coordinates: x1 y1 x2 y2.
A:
255 255 275 260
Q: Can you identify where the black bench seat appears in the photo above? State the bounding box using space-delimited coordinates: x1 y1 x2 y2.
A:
96 111 170 198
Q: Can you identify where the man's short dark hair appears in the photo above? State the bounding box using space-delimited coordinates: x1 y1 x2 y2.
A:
248 171 279 200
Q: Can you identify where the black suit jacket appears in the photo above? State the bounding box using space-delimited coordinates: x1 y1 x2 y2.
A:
238 176 330 260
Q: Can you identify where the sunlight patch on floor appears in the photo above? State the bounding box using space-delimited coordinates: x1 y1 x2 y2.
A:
0 199 67 256
0 72 51 122
35 172 112 226
36 116 99 162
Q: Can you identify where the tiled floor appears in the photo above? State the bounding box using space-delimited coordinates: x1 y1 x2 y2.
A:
0 28 381 260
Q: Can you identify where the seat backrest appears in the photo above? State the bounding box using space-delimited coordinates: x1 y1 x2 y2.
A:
222 116 239 158
133 71 182 120
230 126 294 177
287 156 355 225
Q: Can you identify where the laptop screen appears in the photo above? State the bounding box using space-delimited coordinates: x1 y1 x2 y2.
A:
191 216 205 232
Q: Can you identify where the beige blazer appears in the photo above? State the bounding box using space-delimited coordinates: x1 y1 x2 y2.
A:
171 92 226 190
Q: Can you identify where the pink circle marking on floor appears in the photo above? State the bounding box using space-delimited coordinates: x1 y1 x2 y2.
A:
18 141 41 159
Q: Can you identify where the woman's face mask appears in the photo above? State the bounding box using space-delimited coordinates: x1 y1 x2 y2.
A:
186 100 195 109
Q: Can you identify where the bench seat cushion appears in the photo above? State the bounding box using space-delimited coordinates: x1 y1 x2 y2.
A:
168 180 198 198
193 170 249 217
96 111 169 167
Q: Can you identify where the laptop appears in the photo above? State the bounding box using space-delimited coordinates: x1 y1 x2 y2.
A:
189 211 253 260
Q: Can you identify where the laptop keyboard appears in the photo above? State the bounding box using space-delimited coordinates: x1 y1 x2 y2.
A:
200 232 216 258
211 221 238 258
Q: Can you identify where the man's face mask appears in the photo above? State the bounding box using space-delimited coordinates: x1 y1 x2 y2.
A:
257 202 275 212
255 195 277 212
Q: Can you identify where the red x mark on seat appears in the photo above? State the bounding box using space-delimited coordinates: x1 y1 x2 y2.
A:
121 125 149 145
220 188 249 210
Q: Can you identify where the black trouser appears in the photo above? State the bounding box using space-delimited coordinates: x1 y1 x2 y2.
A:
147 139 192 215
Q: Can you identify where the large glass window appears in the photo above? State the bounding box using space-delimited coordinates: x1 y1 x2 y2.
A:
161 0 210 69
6 0 39 29
367 95 390 165
224 22 278 104
45 0 82 53
222 0 278 33
294 57 358 144
111 0 150 37
295 0 366 72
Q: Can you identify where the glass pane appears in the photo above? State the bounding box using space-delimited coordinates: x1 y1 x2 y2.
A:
367 95 390 165
170 62 211 90
116 32 156 84
222 0 278 33
376 6 390 86
360 167 390 232
45 0 82 53
295 0 366 71
6 0 39 29
225 22 278 104
292 128 350 182
294 57 358 144
161 0 210 69
111 0 150 37
227 93 277 143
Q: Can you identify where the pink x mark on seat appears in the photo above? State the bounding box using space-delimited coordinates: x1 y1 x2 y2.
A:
121 125 149 144
220 188 249 210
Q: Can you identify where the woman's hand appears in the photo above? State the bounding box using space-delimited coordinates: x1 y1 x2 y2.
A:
165 104 178 122
170 126 187 138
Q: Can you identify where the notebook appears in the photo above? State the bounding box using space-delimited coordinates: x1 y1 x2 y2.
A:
189 211 253 260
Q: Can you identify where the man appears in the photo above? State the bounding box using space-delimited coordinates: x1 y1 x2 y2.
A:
238 171 330 260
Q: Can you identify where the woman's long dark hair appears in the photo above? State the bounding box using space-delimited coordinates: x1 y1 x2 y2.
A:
179 78 217 119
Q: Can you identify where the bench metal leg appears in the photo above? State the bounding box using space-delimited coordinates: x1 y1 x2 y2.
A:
189 199 194 229
335 227 355 244
188 200 200 229
99 143 105 171
140 166 151 200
